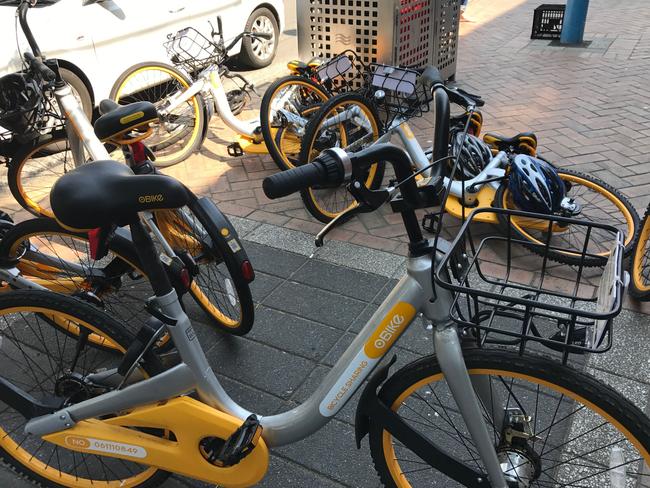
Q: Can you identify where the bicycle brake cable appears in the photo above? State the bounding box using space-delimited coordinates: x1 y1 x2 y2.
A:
429 105 476 301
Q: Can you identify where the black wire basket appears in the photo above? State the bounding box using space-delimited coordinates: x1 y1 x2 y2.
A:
363 63 432 127
435 208 626 363
314 50 366 93
164 27 222 73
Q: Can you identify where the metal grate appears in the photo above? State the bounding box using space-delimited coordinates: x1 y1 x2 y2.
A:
298 0 461 81
395 0 432 67
433 0 460 80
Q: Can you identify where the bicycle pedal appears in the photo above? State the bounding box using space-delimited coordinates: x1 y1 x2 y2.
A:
227 142 244 157
199 414 262 467
421 213 439 234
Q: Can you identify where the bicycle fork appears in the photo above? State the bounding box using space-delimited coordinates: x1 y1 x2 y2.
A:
434 325 509 488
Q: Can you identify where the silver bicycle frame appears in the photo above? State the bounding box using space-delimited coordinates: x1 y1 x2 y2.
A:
54 83 110 165
160 68 259 138
24 239 509 487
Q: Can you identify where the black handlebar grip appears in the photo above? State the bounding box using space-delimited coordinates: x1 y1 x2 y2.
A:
252 32 273 40
263 163 326 199
24 52 55 82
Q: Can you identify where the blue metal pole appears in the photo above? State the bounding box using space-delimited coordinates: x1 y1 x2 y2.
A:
560 0 590 44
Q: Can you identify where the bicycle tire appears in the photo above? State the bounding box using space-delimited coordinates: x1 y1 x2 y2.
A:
154 205 254 335
110 61 206 168
629 203 650 300
8 132 75 218
1 212 254 336
0 289 168 488
0 217 169 350
298 92 385 223
369 348 650 487
260 75 329 171
493 168 639 266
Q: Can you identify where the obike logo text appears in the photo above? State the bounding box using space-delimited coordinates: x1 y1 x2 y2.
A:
319 302 417 417
138 194 164 204
64 436 147 459
364 302 416 358
326 360 369 411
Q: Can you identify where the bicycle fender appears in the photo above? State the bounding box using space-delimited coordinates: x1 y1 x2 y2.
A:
190 197 254 282
354 355 397 448
354 355 491 487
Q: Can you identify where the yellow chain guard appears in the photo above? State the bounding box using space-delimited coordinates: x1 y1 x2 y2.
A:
43 397 269 487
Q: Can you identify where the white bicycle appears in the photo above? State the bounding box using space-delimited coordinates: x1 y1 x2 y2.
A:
109 17 274 167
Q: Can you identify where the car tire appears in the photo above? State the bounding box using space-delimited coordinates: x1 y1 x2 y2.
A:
238 7 279 69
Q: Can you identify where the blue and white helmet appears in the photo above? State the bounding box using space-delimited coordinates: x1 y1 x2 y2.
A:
508 155 565 214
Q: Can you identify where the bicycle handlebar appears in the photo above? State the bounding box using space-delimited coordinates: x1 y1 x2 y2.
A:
224 31 273 53
18 1 42 58
23 52 55 82
263 144 420 206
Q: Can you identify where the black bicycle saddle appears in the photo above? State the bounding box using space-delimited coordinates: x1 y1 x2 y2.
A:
51 160 189 230
94 100 158 142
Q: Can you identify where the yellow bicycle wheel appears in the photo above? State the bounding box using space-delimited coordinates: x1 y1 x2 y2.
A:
369 349 650 487
110 62 205 168
298 92 384 223
260 75 330 170
0 290 168 488
494 168 639 266
154 206 254 335
630 205 650 300
8 134 76 218
0 217 167 350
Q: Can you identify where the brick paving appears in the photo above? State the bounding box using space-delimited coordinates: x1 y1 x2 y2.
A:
152 0 650 256
1 1 650 486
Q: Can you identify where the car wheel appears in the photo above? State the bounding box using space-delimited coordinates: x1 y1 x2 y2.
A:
239 7 279 69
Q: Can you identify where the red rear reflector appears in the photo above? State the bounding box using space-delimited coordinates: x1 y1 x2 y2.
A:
241 260 255 282
131 141 147 165
180 268 191 289
88 228 102 260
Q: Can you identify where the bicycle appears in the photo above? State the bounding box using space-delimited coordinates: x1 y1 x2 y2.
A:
260 50 366 171
1 1 255 335
629 202 650 300
1 1 111 217
299 65 640 265
0 82 647 486
109 16 274 167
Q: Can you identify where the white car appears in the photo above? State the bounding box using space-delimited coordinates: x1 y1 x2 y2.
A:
0 0 284 116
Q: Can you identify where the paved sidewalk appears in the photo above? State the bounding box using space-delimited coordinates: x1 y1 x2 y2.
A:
3 216 650 487
1 1 650 484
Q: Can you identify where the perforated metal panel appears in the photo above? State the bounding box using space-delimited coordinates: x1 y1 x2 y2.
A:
297 0 460 80
433 0 461 80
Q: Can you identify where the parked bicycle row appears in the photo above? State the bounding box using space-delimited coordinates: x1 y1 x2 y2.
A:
0 1 648 487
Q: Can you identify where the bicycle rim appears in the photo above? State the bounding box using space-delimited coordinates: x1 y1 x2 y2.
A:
498 171 637 260
303 97 381 222
374 352 650 487
631 209 650 297
9 136 74 218
5 225 162 350
0 293 165 487
113 65 202 166
154 207 249 331
262 77 329 170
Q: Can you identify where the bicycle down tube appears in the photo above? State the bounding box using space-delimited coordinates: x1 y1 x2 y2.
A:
161 69 260 138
